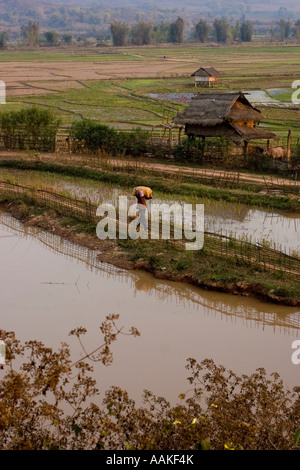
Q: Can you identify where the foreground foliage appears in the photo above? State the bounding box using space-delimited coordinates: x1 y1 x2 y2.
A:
1 317 300 450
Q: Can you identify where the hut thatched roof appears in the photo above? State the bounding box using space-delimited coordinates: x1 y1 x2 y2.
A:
231 124 277 141
173 91 262 127
191 66 221 78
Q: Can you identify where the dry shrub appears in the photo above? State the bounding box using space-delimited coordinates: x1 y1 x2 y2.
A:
1 320 300 450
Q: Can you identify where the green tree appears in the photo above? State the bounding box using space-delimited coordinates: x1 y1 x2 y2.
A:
21 20 40 47
62 33 73 45
232 20 241 41
110 21 130 46
130 21 152 46
168 17 184 43
194 19 210 43
295 20 300 42
43 30 59 46
151 22 170 43
277 18 292 41
0 31 7 49
240 20 253 42
213 18 233 43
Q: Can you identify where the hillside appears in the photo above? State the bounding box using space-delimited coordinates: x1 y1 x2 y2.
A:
44 0 300 17
1 0 183 34
0 0 299 38
46 0 300 12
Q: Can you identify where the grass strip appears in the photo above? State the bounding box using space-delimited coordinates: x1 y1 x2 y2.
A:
0 159 299 211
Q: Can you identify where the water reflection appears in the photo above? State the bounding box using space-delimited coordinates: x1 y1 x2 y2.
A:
1 171 299 254
1 211 299 336
205 207 300 254
1 210 300 403
42 181 300 254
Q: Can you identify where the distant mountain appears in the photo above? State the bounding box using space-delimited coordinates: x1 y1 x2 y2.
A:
45 0 300 9
0 0 299 38
45 0 300 14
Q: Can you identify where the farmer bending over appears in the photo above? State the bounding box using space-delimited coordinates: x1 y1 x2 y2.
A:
132 186 152 230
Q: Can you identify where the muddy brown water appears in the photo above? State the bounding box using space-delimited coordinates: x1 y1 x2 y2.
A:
1 210 300 405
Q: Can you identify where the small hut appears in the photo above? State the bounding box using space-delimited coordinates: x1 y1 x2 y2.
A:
173 91 277 153
191 66 220 88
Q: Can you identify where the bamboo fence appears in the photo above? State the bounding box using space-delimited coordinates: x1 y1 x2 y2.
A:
0 180 299 280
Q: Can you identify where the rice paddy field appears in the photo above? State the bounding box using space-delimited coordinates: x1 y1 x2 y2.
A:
2 39 300 453
1 42 300 139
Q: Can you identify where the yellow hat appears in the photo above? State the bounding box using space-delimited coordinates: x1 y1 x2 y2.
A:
133 186 152 198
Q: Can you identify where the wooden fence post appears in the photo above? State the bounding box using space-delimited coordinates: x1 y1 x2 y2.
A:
287 129 291 167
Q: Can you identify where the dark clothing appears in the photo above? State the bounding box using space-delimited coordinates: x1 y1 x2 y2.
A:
136 192 146 207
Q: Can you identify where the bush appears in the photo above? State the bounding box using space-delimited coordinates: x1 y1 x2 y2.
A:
70 121 170 159
70 120 119 154
173 138 205 162
1 324 300 450
0 106 61 152
118 127 152 157
291 144 300 166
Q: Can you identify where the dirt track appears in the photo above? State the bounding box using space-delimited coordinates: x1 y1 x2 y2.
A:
0 149 299 189
107 158 300 188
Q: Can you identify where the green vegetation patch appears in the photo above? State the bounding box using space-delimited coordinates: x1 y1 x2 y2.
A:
0 159 299 212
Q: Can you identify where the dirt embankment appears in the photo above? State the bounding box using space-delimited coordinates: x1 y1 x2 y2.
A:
2 201 299 307
0 149 299 190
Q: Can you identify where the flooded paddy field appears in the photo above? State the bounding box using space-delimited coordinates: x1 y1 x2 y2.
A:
1 210 300 405
148 88 295 108
1 168 298 254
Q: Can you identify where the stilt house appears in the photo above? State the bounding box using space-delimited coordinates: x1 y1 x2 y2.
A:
173 91 277 151
191 66 220 88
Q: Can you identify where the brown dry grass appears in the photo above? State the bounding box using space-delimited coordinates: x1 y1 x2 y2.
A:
3 59 197 97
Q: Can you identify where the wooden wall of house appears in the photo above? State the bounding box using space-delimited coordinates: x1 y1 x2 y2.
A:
194 76 218 88
185 123 242 141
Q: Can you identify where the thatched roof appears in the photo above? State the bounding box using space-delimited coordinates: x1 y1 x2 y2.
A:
191 66 220 78
231 124 277 141
173 91 263 127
